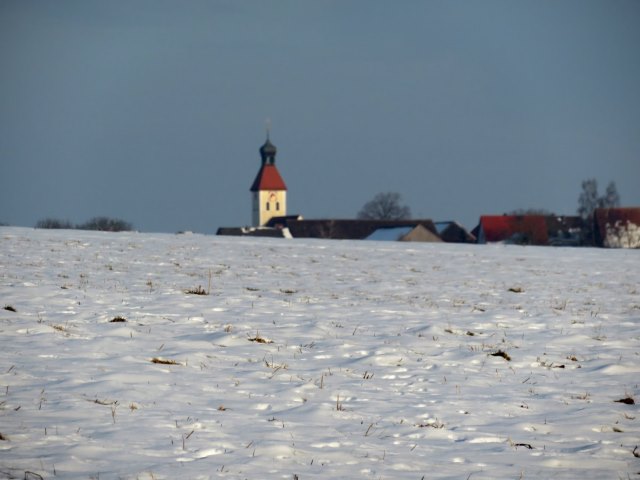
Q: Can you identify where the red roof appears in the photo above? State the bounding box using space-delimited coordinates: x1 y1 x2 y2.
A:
478 215 549 245
250 164 287 191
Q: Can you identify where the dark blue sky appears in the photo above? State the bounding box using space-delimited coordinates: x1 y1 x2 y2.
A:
1 1 639 233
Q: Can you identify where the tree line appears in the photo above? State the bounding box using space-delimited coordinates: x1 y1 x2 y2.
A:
357 179 621 221
1 179 623 231
35 216 133 232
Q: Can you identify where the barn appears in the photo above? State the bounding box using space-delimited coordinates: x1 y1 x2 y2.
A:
593 207 640 248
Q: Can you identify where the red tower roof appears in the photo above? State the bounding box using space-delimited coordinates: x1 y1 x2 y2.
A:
250 164 287 191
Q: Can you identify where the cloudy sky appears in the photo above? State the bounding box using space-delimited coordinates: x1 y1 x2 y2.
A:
1 1 638 233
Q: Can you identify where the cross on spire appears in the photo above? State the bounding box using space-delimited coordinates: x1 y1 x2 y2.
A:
260 118 277 165
265 117 272 141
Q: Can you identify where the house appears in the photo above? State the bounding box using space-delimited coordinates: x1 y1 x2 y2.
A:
215 226 292 238
473 215 589 246
593 207 640 248
265 215 304 229
280 218 441 240
365 224 443 242
434 221 476 243
474 215 549 245
545 216 584 246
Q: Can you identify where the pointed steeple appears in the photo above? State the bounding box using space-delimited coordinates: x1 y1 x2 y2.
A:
259 120 277 165
251 126 286 192
250 123 288 226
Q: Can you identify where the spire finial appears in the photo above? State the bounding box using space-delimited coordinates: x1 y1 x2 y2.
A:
259 120 277 165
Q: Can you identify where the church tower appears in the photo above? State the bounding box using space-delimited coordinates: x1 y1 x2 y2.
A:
250 131 287 226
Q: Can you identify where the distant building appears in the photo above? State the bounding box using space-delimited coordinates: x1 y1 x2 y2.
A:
474 215 549 245
277 218 441 241
473 215 585 246
216 226 292 238
434 221 477 243
218 130 476 242
365 224 443 242
250 135 287 226
593 207 640 248
545 216 584 246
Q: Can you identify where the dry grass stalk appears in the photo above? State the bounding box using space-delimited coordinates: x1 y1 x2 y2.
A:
248 332 272 344
24 472 43 480
151 357 181 365
186 285 208 295
417 418 445 429
490 350 511 361
514 442 534 449
52 324 67 333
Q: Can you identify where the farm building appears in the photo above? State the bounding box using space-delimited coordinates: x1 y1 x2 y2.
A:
593 207 640 248
474 215 549 245
434 221 477 243
365 224 443 242
281 218 441 240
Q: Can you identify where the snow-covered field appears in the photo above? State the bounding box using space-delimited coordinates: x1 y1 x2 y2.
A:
1 227 639 479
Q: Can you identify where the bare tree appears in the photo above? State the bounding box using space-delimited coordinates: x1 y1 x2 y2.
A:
357 192 411 220
577 179 621 219
577 179 599 219
598 181 620 209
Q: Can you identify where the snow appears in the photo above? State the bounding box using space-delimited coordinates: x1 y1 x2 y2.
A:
604 221 640 249
365 226 414 241
1 227 639 479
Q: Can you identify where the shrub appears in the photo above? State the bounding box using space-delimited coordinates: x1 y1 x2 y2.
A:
77 217 133 232
35 218 73 229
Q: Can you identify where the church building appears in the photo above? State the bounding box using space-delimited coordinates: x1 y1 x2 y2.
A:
250 134 287 226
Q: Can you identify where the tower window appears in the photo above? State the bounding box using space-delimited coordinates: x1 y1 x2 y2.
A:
266 202 270 211
276 202 280 211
